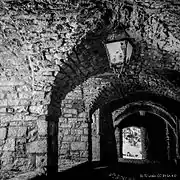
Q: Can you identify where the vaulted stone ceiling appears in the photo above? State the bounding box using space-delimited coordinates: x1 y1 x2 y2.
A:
1 0 180 178
1 0 180 113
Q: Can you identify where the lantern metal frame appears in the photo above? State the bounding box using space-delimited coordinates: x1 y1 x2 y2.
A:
104 31 133 75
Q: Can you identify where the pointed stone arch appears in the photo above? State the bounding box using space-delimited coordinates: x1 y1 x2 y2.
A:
113 101 179 160
89 69 180 114
87 69 180 166
46 25 126 174
45 11 180 174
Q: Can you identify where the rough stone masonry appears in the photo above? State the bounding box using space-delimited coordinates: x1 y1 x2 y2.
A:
0 0 180 179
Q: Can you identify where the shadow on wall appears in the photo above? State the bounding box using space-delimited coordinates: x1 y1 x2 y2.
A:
44 17 180 176
45 63 180 177
45 32 110 176
98 104 118 165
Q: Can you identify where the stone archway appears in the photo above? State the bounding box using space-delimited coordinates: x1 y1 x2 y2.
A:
46 30 111 174
113 101 179 163
113 101 177 134
89 68 180 114
89 92 180 176
1 0 180 178
47 62 180 175
44 5 180 175
88 73 180 171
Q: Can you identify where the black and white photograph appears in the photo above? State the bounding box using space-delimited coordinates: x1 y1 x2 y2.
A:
0 0 179 179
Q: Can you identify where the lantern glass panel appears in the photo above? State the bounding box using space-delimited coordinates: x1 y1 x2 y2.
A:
106 40 126 66
126 42 133 63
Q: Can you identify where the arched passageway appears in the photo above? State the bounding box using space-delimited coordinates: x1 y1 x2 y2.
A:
115 112 173 163
1 0 180 179
90 93 180 176
45 19 180 177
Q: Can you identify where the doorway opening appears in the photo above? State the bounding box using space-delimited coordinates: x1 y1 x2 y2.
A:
122 126 142 159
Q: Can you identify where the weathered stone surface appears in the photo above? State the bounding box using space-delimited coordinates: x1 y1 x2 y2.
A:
83 128 88 135
92 136 100 161
79 151 88 158
0 99 8 106
59 148 70 155
29 105 47 115
0 122 8 127
18 92 32 99
3 138 15 151
70 151 80 159
36 155 47 168
60 123 72 128
61 142 70 149
63 108 78 115
37 120 47 136
0 127 7 139
63 135 75 142
0 91 5 99
26 140 47 153
70 129 83 135
63 113 73 118
25 115 38 121
78 112 87 118
11 114 25 121
81 135 88 142
0 80 24 86
9 121 23 126
7 169 46 180
8 127 27 138
71 142 86 151
0 114 13 123
1 151 14 169
0 107 6 113
0 0 180 177
15 138 26 157
62 128 69 135
13 158 33 171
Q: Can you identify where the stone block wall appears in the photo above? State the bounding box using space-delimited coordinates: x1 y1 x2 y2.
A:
91 109 100 161
0 1 87 175
0 0 180 178
0 81 48 172
0 79 104 173
57 79 108 170
58 85 89 170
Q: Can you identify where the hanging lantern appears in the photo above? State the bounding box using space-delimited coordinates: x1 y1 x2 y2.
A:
104 31 133 74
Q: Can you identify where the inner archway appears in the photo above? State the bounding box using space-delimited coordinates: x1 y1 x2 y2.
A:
116 112 169 163
90 95 179 176
122 126 142 159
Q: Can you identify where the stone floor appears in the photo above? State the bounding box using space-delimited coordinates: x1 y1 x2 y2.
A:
0 168 45 180
0 160 82 180
1 161 179 180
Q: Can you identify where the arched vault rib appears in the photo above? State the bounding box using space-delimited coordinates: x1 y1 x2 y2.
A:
44 0 180 173
48 37 110 116
89 69 180 115
113 101 176 133
112 100 180 160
